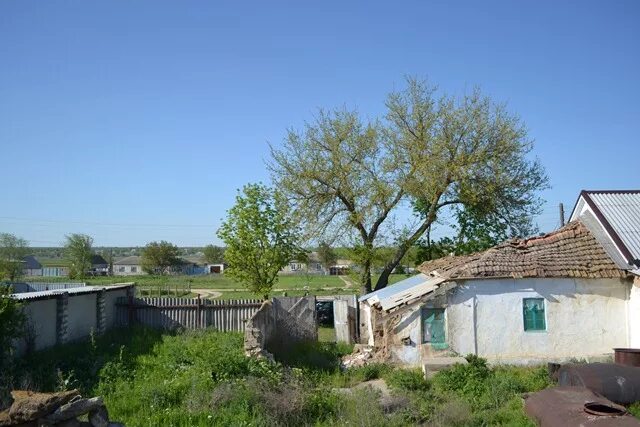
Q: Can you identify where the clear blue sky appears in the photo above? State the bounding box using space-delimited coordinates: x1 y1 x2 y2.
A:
1 0 638 247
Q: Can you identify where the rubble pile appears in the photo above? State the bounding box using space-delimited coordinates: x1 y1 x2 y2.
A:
340 344 377 369
0 390 123 427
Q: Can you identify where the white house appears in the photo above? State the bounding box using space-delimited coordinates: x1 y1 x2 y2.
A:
359 190 640 366
113 256 143 276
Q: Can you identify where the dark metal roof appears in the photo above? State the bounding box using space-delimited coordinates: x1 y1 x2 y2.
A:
22 255 42 270
91 254 108 265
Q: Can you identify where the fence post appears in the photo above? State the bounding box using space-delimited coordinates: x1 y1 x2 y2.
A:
197 295 202 329
56 292 69 345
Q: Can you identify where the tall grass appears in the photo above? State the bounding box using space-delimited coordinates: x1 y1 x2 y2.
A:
5 329 552 426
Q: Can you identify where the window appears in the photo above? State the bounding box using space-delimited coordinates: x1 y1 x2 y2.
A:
422 307 446 344
523 298 546 331
131 266 137 273
118 266 125 273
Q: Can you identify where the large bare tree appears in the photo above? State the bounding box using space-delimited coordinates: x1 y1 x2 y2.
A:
269 78 548 293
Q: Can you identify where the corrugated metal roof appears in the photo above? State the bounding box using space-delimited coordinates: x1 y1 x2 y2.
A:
11 283 133 300
587 191 640 267
360 273 429 302
359 273 446 311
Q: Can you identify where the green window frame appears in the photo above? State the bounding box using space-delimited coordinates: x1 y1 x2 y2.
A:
422 307 446 344
523 298 546 331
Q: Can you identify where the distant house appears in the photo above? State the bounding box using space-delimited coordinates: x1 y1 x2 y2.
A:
113 256 143 276
206 263 225 274
178 258 206 276
88 254 109 276
22 255 42 276
281 252 325 275
41 265 70 277
113 256 206 276
359 190 640 366
329 259 353 275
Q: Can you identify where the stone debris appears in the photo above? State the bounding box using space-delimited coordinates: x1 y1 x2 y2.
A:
340 344 376 369
0 390 122 427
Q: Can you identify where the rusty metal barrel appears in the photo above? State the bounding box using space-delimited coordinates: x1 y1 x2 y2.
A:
614 348 640 367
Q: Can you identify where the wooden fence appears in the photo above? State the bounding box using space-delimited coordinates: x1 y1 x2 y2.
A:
115 296 263 332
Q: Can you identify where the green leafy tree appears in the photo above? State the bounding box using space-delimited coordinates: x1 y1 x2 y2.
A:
218 183 301 300
269 77 548 293
0 233 29 281
316 241 337 273
203 245 225 264
64 234 94 279
0 285 24 367
414 206 538 265
140 241 181 275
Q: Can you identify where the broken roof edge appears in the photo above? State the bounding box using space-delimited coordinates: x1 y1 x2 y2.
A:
359 273 450 312
417 220 629 281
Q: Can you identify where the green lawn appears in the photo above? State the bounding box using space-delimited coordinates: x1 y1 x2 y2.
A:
3 326 552 426
26 273 344 290
23 273 417 300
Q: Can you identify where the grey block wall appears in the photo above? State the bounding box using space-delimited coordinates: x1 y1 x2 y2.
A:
14 285 133 355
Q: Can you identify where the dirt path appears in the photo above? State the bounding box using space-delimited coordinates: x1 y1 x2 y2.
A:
338 275 356 288
190 289 223 299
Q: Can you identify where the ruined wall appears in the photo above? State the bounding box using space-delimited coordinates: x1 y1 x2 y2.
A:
244 296 317 359
373 293 449 367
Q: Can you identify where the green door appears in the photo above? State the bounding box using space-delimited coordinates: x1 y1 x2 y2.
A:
422 308 446 346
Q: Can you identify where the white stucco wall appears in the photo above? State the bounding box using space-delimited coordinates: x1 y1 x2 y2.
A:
113 265 144 276
448 278 629 364
628 277 640 347
376 277 631 366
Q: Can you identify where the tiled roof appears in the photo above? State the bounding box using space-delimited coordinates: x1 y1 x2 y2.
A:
418 221 627 280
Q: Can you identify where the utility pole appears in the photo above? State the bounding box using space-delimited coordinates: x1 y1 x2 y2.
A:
559 203 565 227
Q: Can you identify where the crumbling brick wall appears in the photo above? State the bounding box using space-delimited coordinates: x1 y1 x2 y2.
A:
244 296 317 359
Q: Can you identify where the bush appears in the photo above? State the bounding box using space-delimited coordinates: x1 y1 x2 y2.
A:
386 368 430 392
0 285 24 360
432 355 549 412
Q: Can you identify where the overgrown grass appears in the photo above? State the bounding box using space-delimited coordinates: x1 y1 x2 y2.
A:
5 329 552 426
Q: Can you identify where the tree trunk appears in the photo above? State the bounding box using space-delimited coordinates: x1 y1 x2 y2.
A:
360 258 372 295
374 218 437 291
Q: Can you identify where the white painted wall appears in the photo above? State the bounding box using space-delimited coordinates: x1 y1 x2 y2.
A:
628 277 640 347
448 278 629 364
372 277 631 365
113 265 144 276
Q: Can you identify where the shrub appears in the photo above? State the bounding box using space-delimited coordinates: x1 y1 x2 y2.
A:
0 285 24 360
386 368 430 392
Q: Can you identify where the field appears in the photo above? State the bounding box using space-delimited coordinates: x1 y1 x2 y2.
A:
23 273 415 299
3 326 556 426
